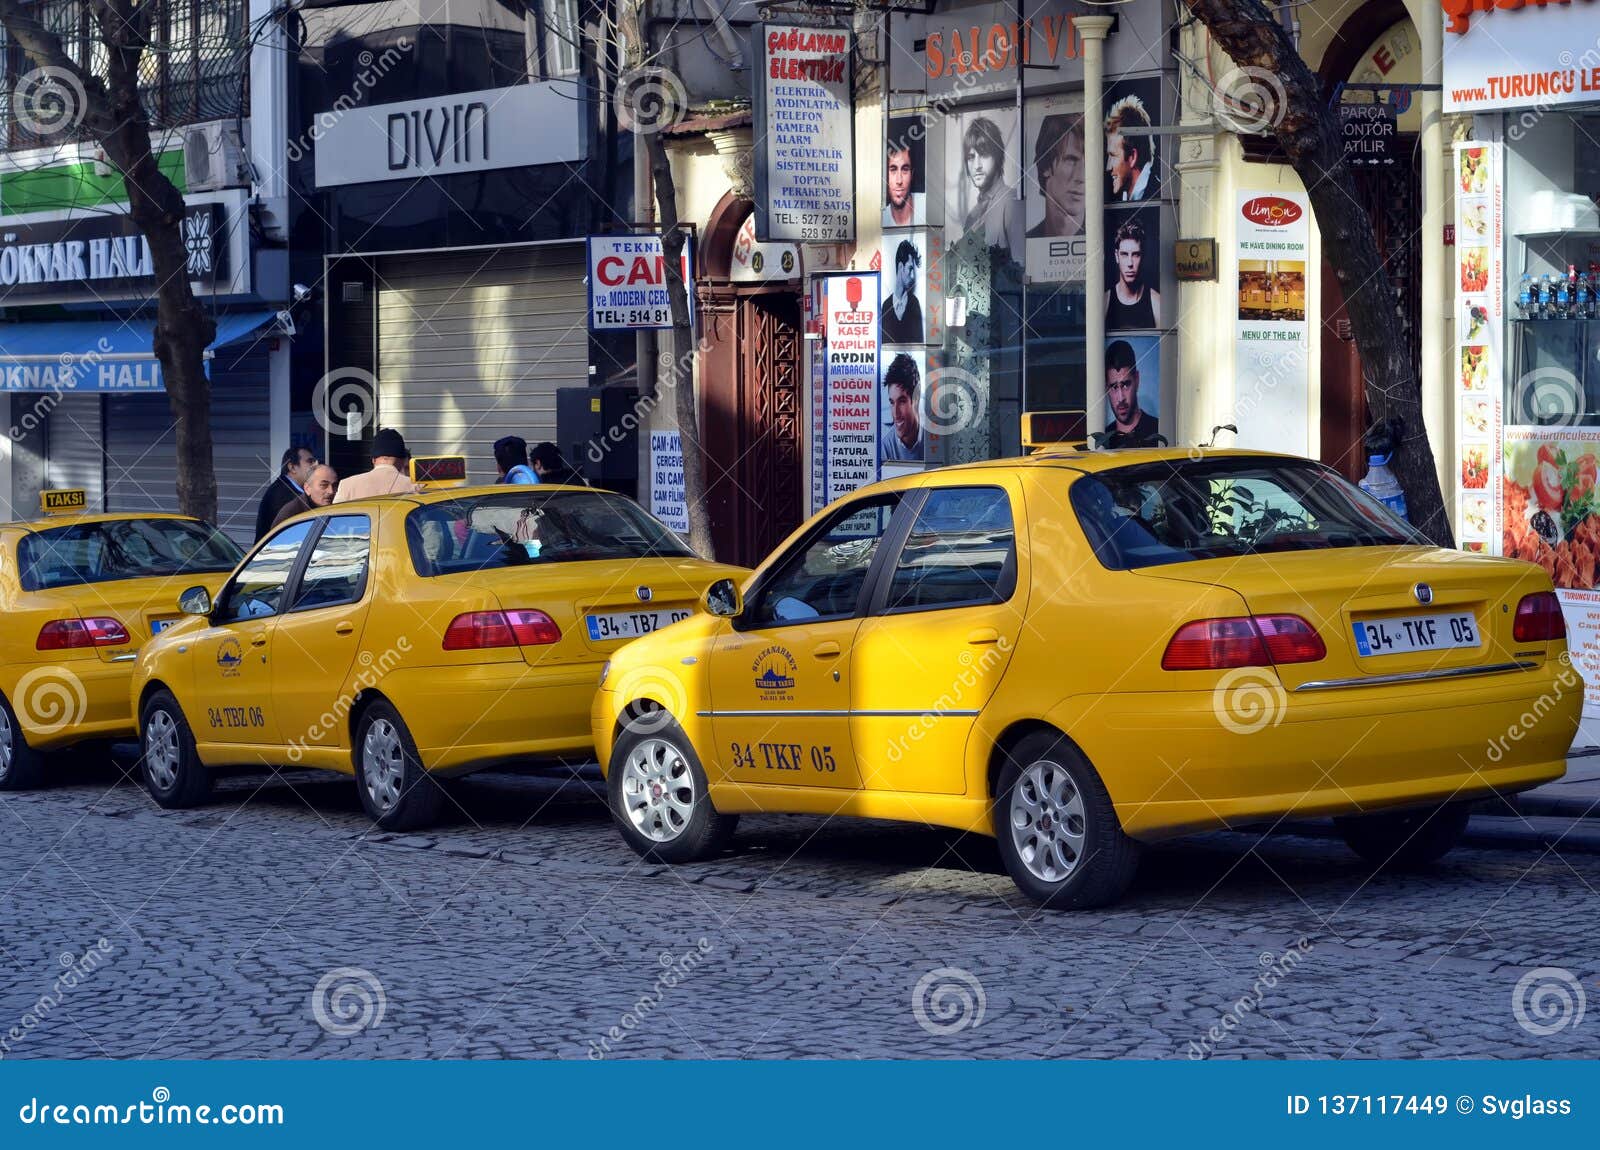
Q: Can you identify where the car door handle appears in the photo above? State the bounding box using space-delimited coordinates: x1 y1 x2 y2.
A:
812 641 841 658
250 633 269 648
967 628 1001 645
334 621 355 636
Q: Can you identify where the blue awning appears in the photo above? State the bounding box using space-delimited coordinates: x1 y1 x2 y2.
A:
0 310 279 393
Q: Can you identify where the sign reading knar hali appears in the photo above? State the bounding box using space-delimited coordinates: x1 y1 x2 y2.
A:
754 25 855 244
0 205 223 302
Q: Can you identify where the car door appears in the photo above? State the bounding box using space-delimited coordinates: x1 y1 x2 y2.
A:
850 483 1026 796
188 520 317 757
269 514 376 757
705 492 908 790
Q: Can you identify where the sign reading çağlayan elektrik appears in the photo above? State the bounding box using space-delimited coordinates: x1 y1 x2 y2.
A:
586 235 694 331
754 25 855 244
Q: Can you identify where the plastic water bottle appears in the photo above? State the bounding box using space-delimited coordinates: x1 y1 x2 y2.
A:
1517 275 1534 318
1360 454 1408 521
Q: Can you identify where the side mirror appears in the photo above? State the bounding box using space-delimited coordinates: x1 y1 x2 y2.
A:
703 577 742 618
178 586 213 616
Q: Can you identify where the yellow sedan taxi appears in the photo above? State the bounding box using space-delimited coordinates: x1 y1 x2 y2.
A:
593 449 1580 908
131 481 743 829
0 494 241 789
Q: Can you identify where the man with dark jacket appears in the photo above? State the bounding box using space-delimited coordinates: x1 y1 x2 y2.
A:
268 465 338 529
255 446 318 540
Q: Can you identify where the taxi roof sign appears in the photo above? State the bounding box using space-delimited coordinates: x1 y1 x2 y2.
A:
410 455 468 489
39 489 87 515
1021 411 1088 452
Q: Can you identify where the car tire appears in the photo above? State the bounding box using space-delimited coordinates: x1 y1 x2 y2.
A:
0 693 45 791
139 690 211 808
993 731 1140 909
607 716 737 864
354 700 446 831
1335 802 1471 868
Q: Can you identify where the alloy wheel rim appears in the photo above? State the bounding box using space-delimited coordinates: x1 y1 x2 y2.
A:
362 719 405 812
0 706 12 779
1010 759 1087 884
620 738 695 843
144 710 179 790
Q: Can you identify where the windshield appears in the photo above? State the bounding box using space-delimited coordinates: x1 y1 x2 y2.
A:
1070 457 1424 570
406 490 695 577
18 519 243 591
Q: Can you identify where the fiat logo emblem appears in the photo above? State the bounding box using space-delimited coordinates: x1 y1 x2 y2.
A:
636 586 653 602
1413 582 1433 605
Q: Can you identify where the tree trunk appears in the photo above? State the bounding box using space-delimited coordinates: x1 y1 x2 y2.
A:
1184 0 1454 547
645 130 714 557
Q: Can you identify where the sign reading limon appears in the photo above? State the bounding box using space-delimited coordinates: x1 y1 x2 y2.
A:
40 488 87 514
410 456 468 489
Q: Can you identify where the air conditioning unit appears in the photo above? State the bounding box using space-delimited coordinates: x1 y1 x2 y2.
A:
183 122 250 192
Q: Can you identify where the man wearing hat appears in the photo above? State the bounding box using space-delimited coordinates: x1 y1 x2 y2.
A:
334 427 421 503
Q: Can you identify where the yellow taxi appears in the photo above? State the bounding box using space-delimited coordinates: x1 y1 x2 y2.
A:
592 449 1580 908
130 480 743 829
0 493 241 789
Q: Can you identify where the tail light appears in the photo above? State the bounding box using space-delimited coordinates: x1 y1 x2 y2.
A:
1513 592 1566 643
36 617 130 650
1162 614 1325 670
442 609 561 650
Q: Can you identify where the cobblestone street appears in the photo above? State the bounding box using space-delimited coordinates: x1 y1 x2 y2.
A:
2 760 1597 1060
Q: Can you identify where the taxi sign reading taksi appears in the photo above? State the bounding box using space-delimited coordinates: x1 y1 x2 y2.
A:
39 488 87 514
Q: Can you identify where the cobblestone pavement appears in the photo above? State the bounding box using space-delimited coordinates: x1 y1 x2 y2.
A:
2 758 1597 1060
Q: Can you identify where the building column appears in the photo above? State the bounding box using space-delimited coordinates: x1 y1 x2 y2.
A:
1078 15 1115 441
1418 0 1450 515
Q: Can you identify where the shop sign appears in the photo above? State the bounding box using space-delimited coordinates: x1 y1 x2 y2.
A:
585 235 694 331
1451 142 1502 558
753 25 855 244
1338 103 1396 164
1443 0 1600 111
312 82 586 188
1174 238 1217 281
730 214 802 282
1233 190 1310 457
815 272 881 512
649 431 688 535
0 205 224 303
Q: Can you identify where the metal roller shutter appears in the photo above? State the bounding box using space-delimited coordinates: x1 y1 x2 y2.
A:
46 394 105 510
375 245 588 484
105 343 271 547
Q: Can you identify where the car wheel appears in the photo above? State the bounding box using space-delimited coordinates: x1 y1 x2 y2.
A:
993 731 1140 909
0 694 44 791
1335 802 1471 868
139 691 211 808
608 718 737 864
354 700 445 831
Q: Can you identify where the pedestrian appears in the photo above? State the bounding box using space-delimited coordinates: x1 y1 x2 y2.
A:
269 464 338 529
255 445 318 540
494 435 538 484
333 427 421 503
529 442 584 485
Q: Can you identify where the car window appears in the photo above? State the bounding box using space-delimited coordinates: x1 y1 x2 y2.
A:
883 487 1016 612
214 522 315 623
291 516 372 612
747 495 902 628
17 519 241 592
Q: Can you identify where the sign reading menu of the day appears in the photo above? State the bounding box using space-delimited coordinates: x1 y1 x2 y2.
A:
754 24 855 244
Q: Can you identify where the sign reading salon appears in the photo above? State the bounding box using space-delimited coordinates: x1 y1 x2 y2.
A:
312 82 587 188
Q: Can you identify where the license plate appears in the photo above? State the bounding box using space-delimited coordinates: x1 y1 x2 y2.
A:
1352 612 1479 657
585 609 692 642
151 618 178 635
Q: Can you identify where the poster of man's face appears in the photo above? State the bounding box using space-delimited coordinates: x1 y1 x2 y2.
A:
885 115 926 229
880 233 927 346
1104 206 1162 331
880 348 926 467
946 106 1023 266
1024 94 1087 282
1104 335 1162 447
1104 77 1161 203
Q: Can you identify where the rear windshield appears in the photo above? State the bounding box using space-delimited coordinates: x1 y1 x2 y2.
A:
406 489 695 577
1070 457 1423 570
18 519 243 591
